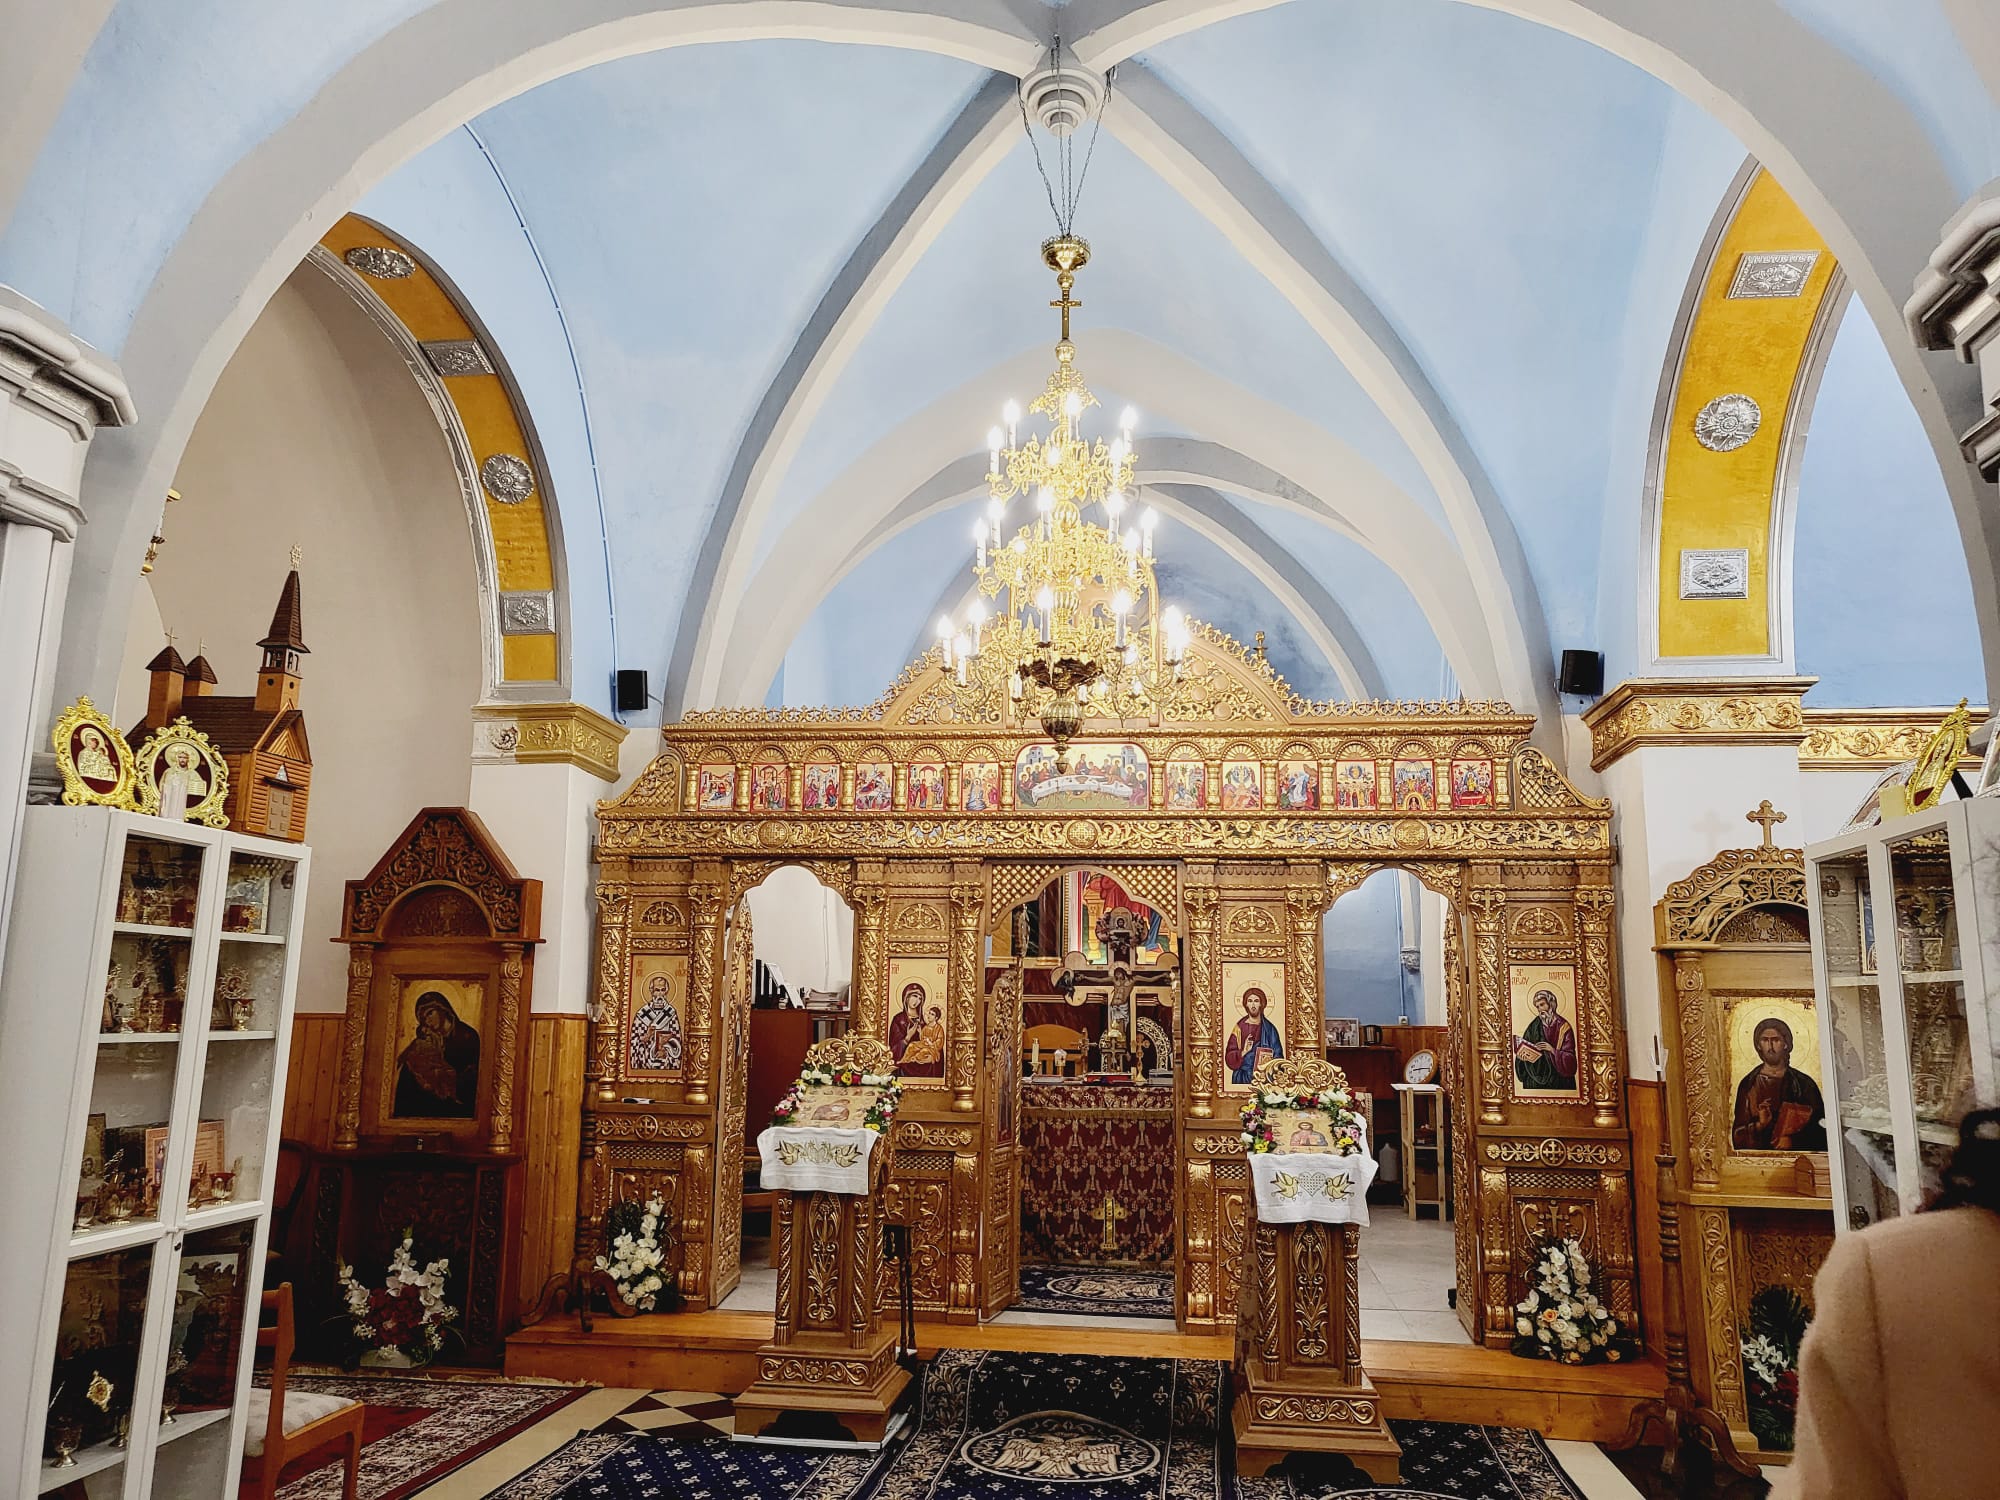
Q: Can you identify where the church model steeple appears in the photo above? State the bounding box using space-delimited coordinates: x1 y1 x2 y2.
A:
144 640 186 726
254 555 309 713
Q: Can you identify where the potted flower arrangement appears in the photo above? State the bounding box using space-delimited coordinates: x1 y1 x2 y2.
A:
770 1062 903 1133
1238 1082 1368 1155
334 1231 456 1367
595 1193 680 1312
1511 1235 1634 1364
1739 1284 1809 1451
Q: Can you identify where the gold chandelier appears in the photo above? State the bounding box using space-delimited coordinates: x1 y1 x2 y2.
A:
934 234 1190 768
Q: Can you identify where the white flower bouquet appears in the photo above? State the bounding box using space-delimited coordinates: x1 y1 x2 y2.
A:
1509 1234 1632 1365
595 1193 673 1311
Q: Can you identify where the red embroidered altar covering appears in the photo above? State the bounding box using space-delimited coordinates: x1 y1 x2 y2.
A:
1019 1082 1176 1266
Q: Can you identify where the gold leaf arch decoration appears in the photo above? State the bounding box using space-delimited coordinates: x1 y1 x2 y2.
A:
1659 847 1808 944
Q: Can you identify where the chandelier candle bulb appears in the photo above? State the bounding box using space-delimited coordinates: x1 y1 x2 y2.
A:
1004 401 1020 446
973 519 987 569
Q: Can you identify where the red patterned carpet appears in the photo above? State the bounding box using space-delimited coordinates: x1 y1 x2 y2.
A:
249 1373 586 1500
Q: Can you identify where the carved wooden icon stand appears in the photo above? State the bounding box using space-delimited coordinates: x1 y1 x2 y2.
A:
1232 1058 1401 1483
733 1036 909 1444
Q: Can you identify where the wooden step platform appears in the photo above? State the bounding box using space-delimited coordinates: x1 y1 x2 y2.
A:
505 1312 1662 1442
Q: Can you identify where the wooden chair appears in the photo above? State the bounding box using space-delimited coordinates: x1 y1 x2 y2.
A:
242 1283 364 1500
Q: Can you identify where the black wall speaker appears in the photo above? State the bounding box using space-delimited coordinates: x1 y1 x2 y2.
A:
1557 649 1604 698
614 669 649 713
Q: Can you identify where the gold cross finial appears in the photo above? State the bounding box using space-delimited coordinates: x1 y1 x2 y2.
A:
163 626 178 652
1747 800 1787 848
289 544 303 570
1051 277 1080 343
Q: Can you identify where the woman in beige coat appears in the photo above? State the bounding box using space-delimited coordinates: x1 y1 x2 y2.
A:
1781 1110 2000 1499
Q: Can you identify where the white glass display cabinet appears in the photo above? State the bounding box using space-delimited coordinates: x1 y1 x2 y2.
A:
0 806 309 1499
1806 796 2000 1234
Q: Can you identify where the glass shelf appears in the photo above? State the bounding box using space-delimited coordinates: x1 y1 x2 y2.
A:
115 836 204 930
75 1042 179 1236
44 1243 154 1482
1814 854 1901 1229
193 1035 276 1206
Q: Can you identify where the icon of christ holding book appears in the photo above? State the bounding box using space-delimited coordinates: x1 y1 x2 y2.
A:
1225 986 1283 1085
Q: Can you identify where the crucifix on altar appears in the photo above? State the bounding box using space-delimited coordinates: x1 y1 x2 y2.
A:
1097 1193 1127 1253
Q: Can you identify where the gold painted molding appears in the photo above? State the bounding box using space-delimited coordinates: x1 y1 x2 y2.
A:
474 701 627 780
1798 707 1986 771
1583 677 1815 772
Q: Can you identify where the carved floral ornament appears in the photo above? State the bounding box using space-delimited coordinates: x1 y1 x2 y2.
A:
599 634 1608 862
1581 678 1813 773
1659 846 1808 945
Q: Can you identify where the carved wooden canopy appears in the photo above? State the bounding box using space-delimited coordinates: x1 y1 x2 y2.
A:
338 805 543 943
601 629 1610 863
1657 846 1807 946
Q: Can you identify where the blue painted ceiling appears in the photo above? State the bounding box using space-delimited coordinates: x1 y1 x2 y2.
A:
4 0 1991 714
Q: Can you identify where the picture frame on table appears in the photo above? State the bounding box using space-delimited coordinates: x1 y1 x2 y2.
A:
1325 1016 1362 1049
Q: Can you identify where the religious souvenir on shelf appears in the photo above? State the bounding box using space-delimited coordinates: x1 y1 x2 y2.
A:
50 695 140 811
214 965 254 1031
131 717 232 827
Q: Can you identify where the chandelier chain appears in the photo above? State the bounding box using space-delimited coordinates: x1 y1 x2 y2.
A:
1017 38 1112 236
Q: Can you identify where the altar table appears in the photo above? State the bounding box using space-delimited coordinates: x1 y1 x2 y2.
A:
1019 1081 1175 1265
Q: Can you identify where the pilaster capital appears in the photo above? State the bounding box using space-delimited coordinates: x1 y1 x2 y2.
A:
0 287 135 432
1581 677 1814 773
1907 185 2000 479
472 701 627 780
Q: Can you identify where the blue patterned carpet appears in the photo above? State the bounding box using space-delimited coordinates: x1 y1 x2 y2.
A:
1014 1262 1178 1319
496 1351 1587 1499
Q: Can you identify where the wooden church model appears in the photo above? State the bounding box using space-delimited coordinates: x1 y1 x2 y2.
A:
128 562 313 841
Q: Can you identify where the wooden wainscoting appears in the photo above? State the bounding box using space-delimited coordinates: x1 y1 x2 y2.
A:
1627 1078 1664 1345
282 1013 346 1149
518 1014 587 1319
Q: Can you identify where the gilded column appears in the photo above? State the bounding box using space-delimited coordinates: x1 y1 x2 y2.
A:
686 872 727 1107
1183 872 1220 1119
1479 1165 1512 1344
588 881 630 1103
951 1148 979 1320
1284 866 1325 1058
1574 878 1620 1128
1466 871 1507 1126
331 943 374 1151
851 869 888 1039
1185 1159 1215 1321
948 871 982 1113
1675 953 1723 1190
490 942 525 1154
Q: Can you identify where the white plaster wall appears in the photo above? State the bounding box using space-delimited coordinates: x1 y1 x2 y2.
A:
119 265 480 1014
469 759 600 1013
744 865 854 995
1796 766 1887 843
1419 885 1447 1026
1601 742 1804 1075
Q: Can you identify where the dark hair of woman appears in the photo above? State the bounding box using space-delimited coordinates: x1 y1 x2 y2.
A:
1927 1107 2000 1215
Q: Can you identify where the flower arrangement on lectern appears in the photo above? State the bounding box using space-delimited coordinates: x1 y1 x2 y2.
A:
1738 1284 1809 1450
1239 1082 1368 1154
769 1063 903 1134
1511 1234 1633 1365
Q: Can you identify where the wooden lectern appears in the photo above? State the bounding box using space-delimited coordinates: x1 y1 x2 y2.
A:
733 1037 909 1443
1233 1058 1401 1482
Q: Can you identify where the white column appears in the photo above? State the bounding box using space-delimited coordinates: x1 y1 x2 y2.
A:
0 289 131 954
468 704 630 1014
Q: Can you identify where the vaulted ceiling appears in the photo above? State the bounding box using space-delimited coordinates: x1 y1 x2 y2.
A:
6 0 1996 720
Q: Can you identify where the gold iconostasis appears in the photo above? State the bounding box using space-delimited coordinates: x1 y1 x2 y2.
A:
580 627 1635 1344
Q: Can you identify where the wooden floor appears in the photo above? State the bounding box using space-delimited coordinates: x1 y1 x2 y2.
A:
505 1310 1663 1442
